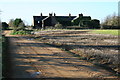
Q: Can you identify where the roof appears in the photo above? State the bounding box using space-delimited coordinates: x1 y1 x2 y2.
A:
82 16 91 20
33 16 77 22
33 16 47 21
55 16 76 21
72 16 91 21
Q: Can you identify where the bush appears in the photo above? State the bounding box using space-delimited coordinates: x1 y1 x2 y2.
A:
2 22 9 30
54 23 63 29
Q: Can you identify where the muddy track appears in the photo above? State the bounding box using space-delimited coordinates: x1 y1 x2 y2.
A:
3 30 117 79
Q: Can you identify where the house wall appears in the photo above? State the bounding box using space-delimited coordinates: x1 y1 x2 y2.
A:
44 17 52 26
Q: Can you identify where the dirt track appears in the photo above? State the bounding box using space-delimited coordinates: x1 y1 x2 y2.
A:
4 30 117 78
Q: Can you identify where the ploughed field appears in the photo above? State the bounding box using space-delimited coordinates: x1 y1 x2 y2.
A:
33 30 119 75
3 30 119 78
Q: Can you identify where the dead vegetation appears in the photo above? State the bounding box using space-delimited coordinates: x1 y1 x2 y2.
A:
33 30 119 76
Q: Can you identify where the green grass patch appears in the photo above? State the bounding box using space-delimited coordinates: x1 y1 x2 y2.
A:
89 30 119 36
34 28 75 31
10 30 32 35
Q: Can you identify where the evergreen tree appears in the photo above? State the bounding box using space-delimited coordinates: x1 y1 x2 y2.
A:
13 18 25 31
2 22 9 30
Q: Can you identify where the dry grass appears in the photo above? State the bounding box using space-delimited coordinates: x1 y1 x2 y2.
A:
33 30 119 75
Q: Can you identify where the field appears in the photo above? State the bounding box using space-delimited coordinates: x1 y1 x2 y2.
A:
1 29 119 78
33 29 119 75
89 30 118 36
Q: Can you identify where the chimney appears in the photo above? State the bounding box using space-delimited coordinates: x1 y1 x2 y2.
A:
40 13 42 16
54 13 56 16
79 13 83 17
69 13 71 17
49 13 52 17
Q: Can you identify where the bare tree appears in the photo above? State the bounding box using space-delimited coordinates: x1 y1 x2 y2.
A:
101 12 118 26
8 19 14 27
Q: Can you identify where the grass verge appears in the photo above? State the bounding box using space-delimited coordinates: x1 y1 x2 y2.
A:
0 36 2 79
89 30 119 36
2 35 11 78
10 30 33 35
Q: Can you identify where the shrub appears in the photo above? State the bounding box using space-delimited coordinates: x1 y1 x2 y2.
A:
2 22 9 30
54 23 63 29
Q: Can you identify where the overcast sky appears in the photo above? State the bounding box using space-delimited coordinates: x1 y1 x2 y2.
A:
0 0 119 25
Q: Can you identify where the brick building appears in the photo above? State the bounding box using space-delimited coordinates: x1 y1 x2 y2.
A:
33 13 100 29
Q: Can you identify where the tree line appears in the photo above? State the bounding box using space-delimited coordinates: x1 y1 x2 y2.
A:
2 18 26 30
101 12 119 29
2 12 119 30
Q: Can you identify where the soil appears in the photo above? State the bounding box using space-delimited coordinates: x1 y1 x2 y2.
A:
34 30 119 75
3 30 118 79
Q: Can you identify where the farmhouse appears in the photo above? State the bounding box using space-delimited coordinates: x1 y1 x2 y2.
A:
33 13 100 29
